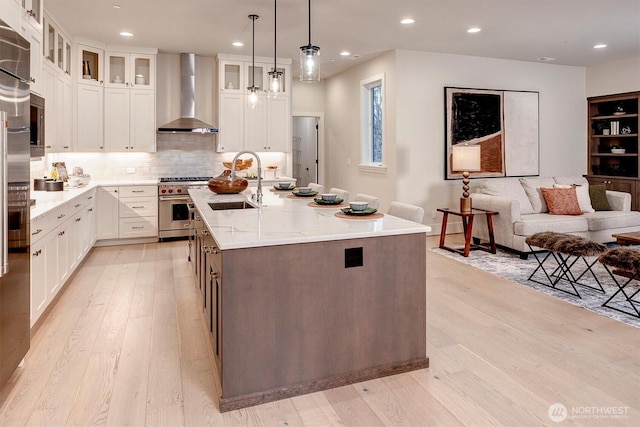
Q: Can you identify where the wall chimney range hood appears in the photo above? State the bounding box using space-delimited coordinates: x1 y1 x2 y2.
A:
157 53 218 133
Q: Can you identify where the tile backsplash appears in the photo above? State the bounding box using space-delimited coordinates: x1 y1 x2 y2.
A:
31 133 287 182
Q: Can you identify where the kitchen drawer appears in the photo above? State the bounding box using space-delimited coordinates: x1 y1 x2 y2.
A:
30 212 54 245
119 216 158 238
50 203 72 229
119 185 157 198
68 197 86 215
119 197 157 218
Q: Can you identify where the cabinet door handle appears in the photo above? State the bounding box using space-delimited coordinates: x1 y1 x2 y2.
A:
131 205 145 209
131 190 144 193
88 208 93 212
75 218 81 222
58 214 66 219
32 249 42 256
132 226 145 229
75 204 81 208
32 228 43 236
58 231 65 236
88 196 93 200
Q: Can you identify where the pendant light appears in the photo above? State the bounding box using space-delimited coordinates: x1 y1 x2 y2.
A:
247 14 260 109
299 0 320 82
268 0 283 98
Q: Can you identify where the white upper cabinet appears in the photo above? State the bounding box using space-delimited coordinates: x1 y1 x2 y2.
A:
104 49 156 152
105 51 155 90
216 54 291 153
19 0 42 33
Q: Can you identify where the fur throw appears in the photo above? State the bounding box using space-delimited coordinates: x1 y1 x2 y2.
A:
526 232 607 256
599 248 640 273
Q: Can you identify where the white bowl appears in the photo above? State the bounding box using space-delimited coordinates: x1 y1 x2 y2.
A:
278 182 292 189
349 201 369 211
611 148 626 154
67 177 80 187
78 175 91 185
320 193 337 202
297 187 312 194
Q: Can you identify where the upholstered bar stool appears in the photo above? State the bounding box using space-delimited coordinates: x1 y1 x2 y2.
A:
354 193 380 210
526 232 607 297
329 188 350 202
307 183 324 193
599 248 640 318
387 201 424 223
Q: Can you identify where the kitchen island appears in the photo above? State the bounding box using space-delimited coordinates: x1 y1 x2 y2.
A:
189 188 430 412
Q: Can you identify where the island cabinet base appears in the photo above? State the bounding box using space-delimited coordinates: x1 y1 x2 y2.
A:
215 232 428 412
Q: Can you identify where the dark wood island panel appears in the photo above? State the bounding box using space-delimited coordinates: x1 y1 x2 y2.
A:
213 233 428 411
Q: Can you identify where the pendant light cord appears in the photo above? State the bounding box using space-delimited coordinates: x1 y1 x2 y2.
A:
307 0 311 46
273 0 277 69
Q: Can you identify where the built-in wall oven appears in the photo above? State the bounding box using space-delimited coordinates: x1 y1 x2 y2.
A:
158 177 211 240
29 93 44 157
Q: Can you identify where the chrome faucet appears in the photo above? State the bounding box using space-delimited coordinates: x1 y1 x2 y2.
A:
230 150 263 204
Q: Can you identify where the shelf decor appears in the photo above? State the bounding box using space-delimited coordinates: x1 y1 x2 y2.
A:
445 87 539 179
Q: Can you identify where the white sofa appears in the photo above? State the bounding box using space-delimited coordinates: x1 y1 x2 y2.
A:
470 176 640 257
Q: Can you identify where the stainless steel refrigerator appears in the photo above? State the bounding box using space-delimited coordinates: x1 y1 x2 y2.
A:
0 18 31 389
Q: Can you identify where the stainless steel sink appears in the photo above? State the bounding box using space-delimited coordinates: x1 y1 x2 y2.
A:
208 201 256 210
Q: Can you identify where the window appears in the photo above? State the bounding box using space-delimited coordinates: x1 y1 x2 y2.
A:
360 74 386 172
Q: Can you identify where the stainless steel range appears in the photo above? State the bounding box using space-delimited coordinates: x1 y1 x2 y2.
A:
158 177 211 240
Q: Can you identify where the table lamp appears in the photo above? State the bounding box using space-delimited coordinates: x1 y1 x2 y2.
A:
452 143 481 212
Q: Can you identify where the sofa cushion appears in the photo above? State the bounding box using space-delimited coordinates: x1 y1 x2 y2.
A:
541 187 583 215
519 177 556 213
589 184 612 211
553 184 595 213
479 178 534 214
553 176 589 186
583 210 640 231
514 213 588 236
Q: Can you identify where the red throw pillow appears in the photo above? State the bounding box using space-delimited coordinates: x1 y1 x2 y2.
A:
540 187 583 215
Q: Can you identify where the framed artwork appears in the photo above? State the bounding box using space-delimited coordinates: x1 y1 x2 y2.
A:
445 87 539 179
54 162 69 181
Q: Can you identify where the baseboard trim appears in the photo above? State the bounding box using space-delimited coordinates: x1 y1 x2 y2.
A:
219 356 429 412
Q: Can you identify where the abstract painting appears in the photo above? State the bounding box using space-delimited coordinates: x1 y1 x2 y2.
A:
445 87 539 179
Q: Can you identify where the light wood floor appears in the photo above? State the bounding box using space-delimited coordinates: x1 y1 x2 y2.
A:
1 236 638 426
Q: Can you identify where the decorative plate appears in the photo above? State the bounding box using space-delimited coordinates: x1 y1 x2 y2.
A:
292 191 318 197
314 198 344 205
341 207 378 216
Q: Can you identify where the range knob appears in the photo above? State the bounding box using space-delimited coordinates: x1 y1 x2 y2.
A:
177 188 182 193
168 188 173 193
161 188 167 193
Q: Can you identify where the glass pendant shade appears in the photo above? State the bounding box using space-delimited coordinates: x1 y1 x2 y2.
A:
299 0 320 83
248 87 259 109
299 45 320 82
268 69 282 98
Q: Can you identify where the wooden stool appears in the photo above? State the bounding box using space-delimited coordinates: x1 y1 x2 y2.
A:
599 248 640 318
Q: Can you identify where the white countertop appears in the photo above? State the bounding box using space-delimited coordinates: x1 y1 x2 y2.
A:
30 180 158 219
189 187 430 250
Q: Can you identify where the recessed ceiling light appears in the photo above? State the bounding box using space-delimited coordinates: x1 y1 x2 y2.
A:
120 31 133 37
467 27 481 33
112 5 121 9
400 18 415 25
594 43 607 49
340 51 350 56
538 57 556 62
232 41 244 47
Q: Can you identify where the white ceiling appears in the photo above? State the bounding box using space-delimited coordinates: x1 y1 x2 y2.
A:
45 0 640 78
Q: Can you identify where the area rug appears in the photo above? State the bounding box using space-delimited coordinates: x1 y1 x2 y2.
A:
430 246 640 328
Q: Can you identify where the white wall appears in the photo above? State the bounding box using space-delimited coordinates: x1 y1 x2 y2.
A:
322 49 586 230
586 56 640 97
395 50 586 229
324 51 397 210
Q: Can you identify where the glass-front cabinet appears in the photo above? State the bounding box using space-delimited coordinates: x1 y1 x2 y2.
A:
20 0 42 31
43 15 72 78
105 52 154 89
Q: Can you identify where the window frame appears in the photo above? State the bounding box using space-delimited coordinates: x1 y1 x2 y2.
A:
359 73 386 173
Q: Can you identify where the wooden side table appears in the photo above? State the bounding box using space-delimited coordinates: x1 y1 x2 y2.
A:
437 207 498 257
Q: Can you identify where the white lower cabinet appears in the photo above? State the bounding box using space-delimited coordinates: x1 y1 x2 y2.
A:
30 189 97 328
96 185 158 242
